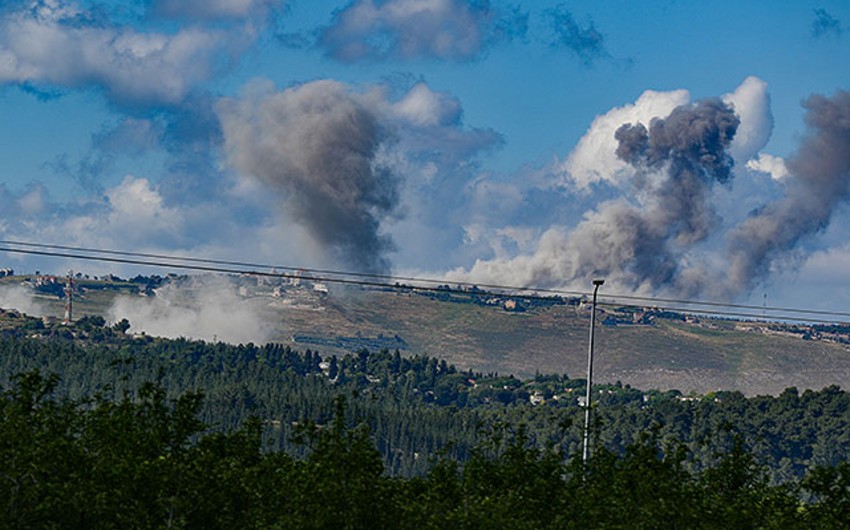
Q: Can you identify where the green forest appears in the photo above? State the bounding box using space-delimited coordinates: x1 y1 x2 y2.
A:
1 311 850 527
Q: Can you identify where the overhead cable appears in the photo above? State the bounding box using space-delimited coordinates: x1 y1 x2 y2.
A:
1 240 848 324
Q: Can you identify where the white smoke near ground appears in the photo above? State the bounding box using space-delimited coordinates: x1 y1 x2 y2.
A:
0 285 46 317
107 276 270 345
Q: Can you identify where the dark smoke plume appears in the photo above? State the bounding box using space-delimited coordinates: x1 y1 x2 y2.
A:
218 81 398 273
726 91 850 294
615 98 739 244
566 98 739 291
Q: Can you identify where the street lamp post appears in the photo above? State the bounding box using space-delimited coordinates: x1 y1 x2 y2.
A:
582 279 604 465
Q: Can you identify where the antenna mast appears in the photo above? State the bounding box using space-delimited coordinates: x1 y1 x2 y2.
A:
63 270 73 325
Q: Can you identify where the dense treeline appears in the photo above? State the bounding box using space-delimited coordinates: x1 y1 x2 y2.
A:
0 315 849 480
2 370 850 529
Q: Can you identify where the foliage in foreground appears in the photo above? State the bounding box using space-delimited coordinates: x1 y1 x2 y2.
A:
2 327 850 481
2 371 850 529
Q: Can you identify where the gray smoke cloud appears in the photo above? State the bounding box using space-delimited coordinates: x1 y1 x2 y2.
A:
452 98 740 293
615 98 739 244
568 98 739 291
725 91 850 295
218 80 398 273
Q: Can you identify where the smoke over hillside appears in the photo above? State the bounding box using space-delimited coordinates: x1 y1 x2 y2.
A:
218 80 399 274
0 285 45 317
450 87 850 301
451 98 740 294
107 276 271 344
725 91 850 296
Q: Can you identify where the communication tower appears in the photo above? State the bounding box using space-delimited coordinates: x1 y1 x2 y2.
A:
63 270 73 325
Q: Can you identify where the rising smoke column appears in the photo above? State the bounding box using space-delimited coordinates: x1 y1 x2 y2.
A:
726 91 850 294
566 98 739 291
218 80 398 273
614 98 739 242
451 97 740 293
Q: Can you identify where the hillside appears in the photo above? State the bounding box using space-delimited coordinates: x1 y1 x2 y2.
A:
2 272 850 395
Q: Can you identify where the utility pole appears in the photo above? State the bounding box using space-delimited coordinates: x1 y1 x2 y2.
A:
582 279 604 465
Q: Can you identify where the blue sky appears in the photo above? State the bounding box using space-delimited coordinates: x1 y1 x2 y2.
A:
1 0 850 314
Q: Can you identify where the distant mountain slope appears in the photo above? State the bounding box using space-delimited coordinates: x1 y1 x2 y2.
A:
3 273 849 395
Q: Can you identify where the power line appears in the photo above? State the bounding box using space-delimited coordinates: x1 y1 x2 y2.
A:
594 301 845 325
0 245 579 306
1 240 849 324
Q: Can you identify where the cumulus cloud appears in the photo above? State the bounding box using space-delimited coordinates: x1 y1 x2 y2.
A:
384 82 462 126
562 77 773 191
318 0 527 62
0 182 53 225
722 76 773 165
747 153 789 180
0 0 248 105
107 276 271 344
371 81 503 171
102 176 186 246
368 81 504 270
561 88 690 190
0 175 194 261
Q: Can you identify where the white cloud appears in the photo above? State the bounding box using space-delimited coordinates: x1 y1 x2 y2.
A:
0 1 244 104
561 77 774 191
16 184 49 217
722 76 773 166
561 88 690 190
746 153 789 180
386 82 462 126
319 0 524 62
102 176 185 245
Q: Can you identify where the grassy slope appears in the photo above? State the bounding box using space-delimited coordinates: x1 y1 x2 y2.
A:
3 276 850 395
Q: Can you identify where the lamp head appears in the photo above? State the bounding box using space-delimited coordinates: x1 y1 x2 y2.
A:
592 279 605 287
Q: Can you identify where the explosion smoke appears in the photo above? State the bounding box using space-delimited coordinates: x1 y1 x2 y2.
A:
726 91 850 294
218 80 398 273
452 98 740 293
570 98 739 290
